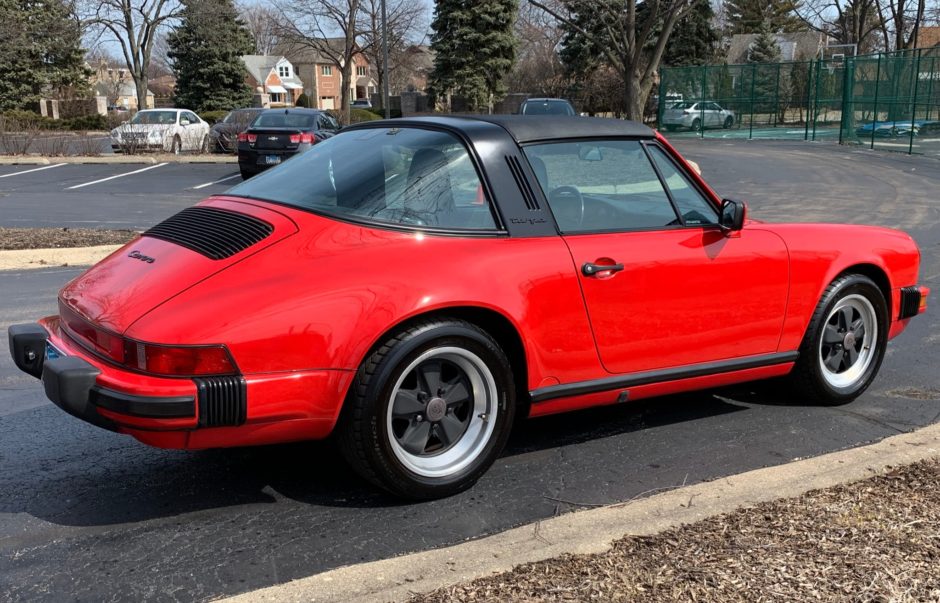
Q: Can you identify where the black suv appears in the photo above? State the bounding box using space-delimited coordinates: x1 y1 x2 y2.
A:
237 108 340 179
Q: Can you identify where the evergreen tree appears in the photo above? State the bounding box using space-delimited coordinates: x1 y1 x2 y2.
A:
724 0 802 35
663 0 720 67
428 0 518 111
168 0 254 112
746 21 782 116
748 21 782 63
0 0 89 111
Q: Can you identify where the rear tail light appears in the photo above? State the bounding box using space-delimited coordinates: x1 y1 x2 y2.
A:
238 132 257 145
59 302 238 377
123 342 237 376
289 133 315 144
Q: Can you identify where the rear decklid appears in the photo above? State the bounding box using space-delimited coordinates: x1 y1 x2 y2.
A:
59 197 298 335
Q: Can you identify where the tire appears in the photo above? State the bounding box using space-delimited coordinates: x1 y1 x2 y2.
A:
665 125 677 132
338 318 516 499
723 116 734 129
170 135 181 155
239 167 254 180
199 134 209 154
691 118 701 132
787 274 888 405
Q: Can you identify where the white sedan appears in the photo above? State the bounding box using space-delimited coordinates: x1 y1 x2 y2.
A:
110 109 210 154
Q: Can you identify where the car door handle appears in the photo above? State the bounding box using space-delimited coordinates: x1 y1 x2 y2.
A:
582 262 624 276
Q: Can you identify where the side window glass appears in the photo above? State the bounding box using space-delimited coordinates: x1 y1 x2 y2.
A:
647 146 718 226
524 140 680 233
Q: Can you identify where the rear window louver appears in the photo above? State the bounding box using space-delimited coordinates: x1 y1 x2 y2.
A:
144 206 273 260
505 155 540 211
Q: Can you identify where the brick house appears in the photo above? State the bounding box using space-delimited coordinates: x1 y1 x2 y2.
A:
90 61 155 110
242 55 305 107
277 39 376 110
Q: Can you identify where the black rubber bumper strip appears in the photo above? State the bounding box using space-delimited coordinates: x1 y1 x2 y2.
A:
530 351 800 404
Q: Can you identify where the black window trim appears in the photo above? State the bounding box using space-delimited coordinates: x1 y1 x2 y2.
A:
643 141 721 227
521 136 721 236
229 123 509 238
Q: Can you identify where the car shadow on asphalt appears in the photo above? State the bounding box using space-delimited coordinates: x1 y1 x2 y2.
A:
1 392 752 527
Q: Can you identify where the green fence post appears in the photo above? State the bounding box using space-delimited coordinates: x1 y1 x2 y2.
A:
839 56 852 145
871 53 882 150
774 63 781 128
701 65 707 138
927 57 936 121
749 63 756 139
804 61 813 141
909 50 922 155
657 70 665 132
812 59 822 141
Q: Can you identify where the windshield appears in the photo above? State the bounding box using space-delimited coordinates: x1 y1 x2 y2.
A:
670 102 696 110
130 111 177 125
251 112 317 129
521 100 575 116
227 127 499 231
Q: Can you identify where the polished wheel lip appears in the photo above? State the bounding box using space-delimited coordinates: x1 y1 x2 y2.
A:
386 346 498 479
818 294 878 389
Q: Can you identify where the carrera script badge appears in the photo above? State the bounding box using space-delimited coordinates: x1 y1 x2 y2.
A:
128 250 155 264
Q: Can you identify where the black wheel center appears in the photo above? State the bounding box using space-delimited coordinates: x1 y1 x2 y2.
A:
426 397 446 422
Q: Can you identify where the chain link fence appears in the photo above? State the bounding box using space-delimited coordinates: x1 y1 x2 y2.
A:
658 47 940 156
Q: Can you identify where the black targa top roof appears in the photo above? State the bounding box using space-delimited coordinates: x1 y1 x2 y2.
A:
458 115 655 143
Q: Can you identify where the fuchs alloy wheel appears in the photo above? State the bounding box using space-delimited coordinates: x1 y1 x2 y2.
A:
338 319 515 499
789 274 888 405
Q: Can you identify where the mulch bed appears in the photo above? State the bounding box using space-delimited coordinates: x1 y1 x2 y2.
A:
412 458 940 602
0 227 137 250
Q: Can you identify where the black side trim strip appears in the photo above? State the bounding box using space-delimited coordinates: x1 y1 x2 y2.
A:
90 387 195 418
530 352 800 404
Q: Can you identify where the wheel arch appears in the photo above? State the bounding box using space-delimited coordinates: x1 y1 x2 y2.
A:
835 263 892 320
353 305 532 417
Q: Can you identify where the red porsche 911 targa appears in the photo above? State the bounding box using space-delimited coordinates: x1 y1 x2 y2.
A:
9 116 929 499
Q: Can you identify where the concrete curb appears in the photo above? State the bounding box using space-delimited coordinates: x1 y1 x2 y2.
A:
220 422 940 603
0 155 237 165
0 245 122 271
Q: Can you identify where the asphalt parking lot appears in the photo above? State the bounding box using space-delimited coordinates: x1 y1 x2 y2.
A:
1 140 939 602
0 162 240 230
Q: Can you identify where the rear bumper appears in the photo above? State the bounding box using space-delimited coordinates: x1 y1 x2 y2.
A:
10 323 195 432
8 319 351 448
237 145 310 169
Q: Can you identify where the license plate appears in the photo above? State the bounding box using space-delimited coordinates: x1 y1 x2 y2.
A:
45 341 65 361
265 155 281 165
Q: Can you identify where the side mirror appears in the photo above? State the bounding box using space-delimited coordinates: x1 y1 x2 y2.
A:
720 199 746 232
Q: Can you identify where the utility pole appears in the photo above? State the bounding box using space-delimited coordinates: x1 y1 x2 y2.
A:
382 0 390 118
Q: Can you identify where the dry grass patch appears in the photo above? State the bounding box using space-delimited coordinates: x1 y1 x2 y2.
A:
413 459 940 602
0 227 137 250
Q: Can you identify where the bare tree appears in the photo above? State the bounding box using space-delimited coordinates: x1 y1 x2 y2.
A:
239 2 281 54
358 0 428 103
83 0 181 110
276 0 364 123
797 0 884 52
509 0 568 96
875 0 927 49
530 0 695 120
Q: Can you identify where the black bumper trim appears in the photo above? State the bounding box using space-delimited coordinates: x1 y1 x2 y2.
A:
899 286 922 320
8 323 49 378
91 387 195 419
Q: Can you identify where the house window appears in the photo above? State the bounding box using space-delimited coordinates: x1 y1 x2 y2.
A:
322 65 332 76
357 66 367 77
278 65 291 78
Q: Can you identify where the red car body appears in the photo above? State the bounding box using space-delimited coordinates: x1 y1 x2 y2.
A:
9 116 928 495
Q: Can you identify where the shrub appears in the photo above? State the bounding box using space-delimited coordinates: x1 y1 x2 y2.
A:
349 108 381 123
296 93 311 108
366 107 402 119
62 114 109 131
199 110 229 124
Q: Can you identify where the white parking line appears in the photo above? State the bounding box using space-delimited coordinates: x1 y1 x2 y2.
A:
192 173 243 190
0 163 66 178
66 163 168 190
